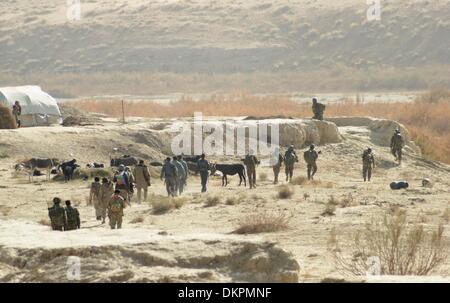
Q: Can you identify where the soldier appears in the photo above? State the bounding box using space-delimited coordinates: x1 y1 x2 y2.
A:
284 145 298 182
172 156 186 196
48 197 66 231
133 160 151 204
12 101 22 128
303 144 319 180
390 129 405 164
99 177 114 224
178 155 189 190
362 147 375 182
161 157 178 197
89 177 101 220
312 97 326 120
243 150 260 189
197 154 210 193
271 147 284 184
65 200 80 231
113 164 133 205
108 189 126 229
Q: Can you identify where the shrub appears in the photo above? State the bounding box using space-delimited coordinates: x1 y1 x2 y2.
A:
130 215 145 224
330 214 448 276
0 104 16 129
226 197 238 205
277 185 294 199
205 195 221 207
38 218 51 226
290 176 307 185
233 209 291 234
322 202 336 216
151 195 186 214
259 172 268 182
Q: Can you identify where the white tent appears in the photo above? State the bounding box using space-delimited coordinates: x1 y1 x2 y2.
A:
0 86 62 127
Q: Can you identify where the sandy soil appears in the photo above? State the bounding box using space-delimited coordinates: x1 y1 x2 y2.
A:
1 116 450 282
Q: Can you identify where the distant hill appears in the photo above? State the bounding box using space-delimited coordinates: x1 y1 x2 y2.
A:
0 0 449 94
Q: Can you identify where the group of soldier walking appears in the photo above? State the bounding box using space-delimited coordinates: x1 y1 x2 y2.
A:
47 97 406 231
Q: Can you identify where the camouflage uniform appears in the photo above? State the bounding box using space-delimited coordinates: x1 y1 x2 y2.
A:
390 131 405 164
172 159 186 195
272 153 284 184
65 205 80 231
362 148 375 182
99 180 114 223
303 147 319 180
48 203 66 231
197 158 210 193
284 147 298 182
244 154 259 189
108 194 125 229
89 180 101 217
312 99 326 120
161 160 178 197
133 163 151 203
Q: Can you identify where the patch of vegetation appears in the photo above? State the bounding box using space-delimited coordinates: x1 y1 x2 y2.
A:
233 209 292 234
151 195 186 214
204 195 221 207
329 214 448 276
277 185 294 199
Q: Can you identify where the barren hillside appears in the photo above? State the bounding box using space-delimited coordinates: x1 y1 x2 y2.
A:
0 0 449 94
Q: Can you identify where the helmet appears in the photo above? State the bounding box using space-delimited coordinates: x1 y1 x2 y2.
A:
312 97 318 103
310 144 315 149
367 147 372 152
118 164 125 172
395 128 401 133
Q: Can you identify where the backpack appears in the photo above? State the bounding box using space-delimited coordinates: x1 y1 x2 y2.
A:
115 173 128 186
110 197 123 215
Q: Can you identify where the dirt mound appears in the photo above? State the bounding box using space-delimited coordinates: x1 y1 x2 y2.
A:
0 221 299 283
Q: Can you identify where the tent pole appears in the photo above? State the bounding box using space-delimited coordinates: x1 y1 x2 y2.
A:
121 99 125 124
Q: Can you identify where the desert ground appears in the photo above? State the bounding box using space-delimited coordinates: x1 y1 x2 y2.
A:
1 111 449 283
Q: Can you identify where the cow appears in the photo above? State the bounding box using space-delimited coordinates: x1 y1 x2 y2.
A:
110 156 138 167
86 162 105 168
186 162 199 175
59 159 80 182
22 158 60 182
209 163 246 187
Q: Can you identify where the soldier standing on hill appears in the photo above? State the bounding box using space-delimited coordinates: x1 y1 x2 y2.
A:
271 147 284 184
197 154 210 193
161 157 178 197
89 177 101 220
99 177 114 224
362 147 375 182
133 160 151 203
12 101 22 128
312 98 326 120
64 200 80 231
243 150 260 189
303 144 319 180
108 189 126 229
48 197 66 231
390 128 405 164
284 145 298 182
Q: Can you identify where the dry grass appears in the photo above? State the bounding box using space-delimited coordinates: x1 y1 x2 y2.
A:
233 209 292 234
70 88 450 164
290 176 308 185
225 197 238 206
38 218 51 226
330 214 448 276
322 204 336 217
259 172 268 182
151 195 186 214
129 215 145 224
277 185 294 199
204 195 221 207
0 104 16 129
